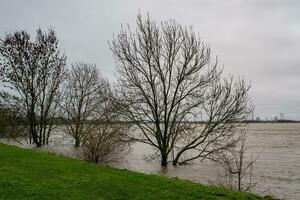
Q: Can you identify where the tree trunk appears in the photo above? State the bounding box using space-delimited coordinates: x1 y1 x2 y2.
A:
75 137 80 147
29 132 32 144
29 121 40 147
172 152 181 165
36 141 42 147
172 160 178 166
238 172 241 191
161 152 168 166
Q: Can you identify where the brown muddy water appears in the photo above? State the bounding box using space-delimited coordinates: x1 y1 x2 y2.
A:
111 123 300 200
2 123 300 199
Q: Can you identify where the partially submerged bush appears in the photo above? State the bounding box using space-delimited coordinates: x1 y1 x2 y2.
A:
82 122 131 163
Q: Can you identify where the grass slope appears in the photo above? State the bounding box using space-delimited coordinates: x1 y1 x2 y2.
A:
0 143 270 200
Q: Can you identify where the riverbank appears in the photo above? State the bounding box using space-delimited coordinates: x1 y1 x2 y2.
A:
0 143 275 200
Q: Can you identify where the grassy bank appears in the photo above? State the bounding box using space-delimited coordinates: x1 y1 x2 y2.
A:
0 143 272 200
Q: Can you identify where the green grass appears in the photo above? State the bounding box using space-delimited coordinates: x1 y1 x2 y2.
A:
0 143 271 200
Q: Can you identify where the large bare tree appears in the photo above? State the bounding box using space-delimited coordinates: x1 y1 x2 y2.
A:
111 14 253 166
60 63 109 147
0 28 66 147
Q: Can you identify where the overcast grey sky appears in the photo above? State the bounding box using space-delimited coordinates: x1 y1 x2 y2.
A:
1 0 300 119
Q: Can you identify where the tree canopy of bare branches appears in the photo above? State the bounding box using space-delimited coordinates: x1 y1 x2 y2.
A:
111 14 253 166
0 28 66 147
60 63 110 147
82 110 131 163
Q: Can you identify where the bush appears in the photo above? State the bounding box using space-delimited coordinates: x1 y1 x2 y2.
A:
82 122 131 163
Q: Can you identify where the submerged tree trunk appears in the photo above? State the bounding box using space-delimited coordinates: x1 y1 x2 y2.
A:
161 156 168 166
160 149 168 166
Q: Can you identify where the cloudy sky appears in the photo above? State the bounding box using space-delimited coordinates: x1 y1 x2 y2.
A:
1 0 299 119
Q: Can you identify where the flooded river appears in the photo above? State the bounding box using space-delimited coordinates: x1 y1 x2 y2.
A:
110 123 300 200
3 123 300 199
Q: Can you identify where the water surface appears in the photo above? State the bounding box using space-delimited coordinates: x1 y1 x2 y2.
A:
111 123 300 200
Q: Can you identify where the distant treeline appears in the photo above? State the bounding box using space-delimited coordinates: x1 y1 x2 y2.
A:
243 119 300 123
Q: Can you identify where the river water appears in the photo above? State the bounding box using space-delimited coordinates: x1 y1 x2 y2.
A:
2 123 300 199
110 123 300 200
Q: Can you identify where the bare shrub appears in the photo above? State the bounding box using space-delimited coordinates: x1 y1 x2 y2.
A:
212 131 260 192
80 87 132 163
0 92 27 141
82 122 131 163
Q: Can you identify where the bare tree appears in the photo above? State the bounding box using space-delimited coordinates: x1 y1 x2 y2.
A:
81 85 132 163
60 63 109 147
111 14 253 166
213 131 260 192
82 118 131 163
0 28 66 147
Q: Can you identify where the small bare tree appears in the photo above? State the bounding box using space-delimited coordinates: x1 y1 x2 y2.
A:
60 63 109 147
81 93 131 163
213 131 260 192
0 28 66 147
111 14 253 166
82 120 131 163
